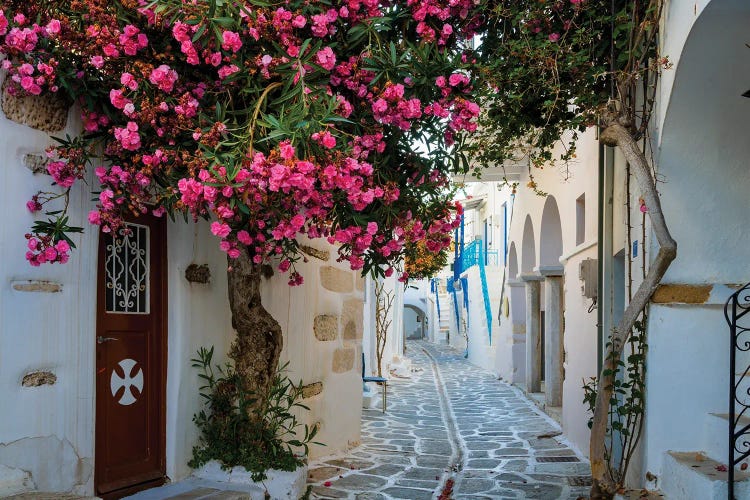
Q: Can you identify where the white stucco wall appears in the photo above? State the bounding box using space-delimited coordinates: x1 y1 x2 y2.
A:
499 128 600 455
0 99 98 495
164 221 236 481
0 90 363 493
640 0 750 483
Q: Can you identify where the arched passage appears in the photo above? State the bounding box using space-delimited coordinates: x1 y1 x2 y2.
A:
506 241 526 383
520 214 542 392
540 196 563 267
404 304 426 340
521 215 536 274
539 195 564 406
508 242 519 280
658 0 750 284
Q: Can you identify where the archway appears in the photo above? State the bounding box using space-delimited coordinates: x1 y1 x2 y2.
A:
539 196 563 267
404 304 426 340
506 242 526 383
643 0 750 483
539 196 564 407
521 215 536 273
520 214 543 392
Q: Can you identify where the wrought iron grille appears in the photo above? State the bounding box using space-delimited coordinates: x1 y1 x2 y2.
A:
104 223 150 314
725 282 750 500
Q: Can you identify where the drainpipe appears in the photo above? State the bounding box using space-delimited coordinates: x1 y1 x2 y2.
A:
597 141 615 374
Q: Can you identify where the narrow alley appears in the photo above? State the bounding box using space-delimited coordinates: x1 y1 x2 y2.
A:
307 341 591 499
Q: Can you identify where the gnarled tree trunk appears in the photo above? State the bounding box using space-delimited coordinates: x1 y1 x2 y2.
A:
588 122 677 499
226 247 283 410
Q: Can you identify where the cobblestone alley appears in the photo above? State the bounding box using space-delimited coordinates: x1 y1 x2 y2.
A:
307 341 592 499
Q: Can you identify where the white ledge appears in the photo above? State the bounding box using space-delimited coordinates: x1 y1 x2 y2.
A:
560 239 598 264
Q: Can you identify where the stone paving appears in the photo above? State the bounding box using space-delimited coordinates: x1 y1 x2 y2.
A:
306 341 591 499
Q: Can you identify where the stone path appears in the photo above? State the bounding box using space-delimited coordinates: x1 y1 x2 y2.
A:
306 341 591 499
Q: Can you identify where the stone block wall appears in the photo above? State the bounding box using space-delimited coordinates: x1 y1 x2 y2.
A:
262 239 364 458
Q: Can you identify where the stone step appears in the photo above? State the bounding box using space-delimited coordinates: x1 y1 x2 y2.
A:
614 489 664 500
704 412 750 463
661 451 750 500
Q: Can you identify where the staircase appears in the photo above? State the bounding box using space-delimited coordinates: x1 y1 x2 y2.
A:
436 285 451 344
659 283 750 500
657 410 750 500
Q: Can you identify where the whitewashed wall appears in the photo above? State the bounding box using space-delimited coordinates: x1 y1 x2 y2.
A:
639 0 750 485
0 85 363 493
499 128 600 455
0 94 98 495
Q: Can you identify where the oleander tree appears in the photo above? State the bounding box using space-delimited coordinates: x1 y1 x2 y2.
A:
472 1 672 498
0 0 483 409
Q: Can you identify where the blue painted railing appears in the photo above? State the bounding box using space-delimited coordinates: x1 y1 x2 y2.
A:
453 238 494 344
460 239 499 270
477 241 493 344
431 278 441 321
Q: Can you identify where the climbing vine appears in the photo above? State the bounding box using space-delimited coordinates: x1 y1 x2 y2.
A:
583 316 647 490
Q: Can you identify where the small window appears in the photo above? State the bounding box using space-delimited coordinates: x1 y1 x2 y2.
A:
105 223 150 314
576 194 586 246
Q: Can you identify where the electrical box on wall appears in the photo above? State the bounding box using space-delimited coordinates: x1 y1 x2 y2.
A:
579 258 598 299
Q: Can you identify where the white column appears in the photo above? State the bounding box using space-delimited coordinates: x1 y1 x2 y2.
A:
540 265 564 407
521 273 543 393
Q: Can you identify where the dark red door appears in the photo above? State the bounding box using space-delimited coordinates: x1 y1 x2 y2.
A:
95 215 167 497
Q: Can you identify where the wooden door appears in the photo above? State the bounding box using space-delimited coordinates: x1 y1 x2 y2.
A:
95 215 167 497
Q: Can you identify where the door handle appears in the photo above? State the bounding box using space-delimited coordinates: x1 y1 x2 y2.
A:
97 336 118 344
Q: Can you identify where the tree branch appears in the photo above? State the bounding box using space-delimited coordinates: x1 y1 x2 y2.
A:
589 123 676 497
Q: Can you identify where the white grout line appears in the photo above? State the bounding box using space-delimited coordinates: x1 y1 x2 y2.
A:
420 343 469 500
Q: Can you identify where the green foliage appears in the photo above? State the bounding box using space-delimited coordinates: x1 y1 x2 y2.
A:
188 346 320 481
582 315 647 487
472 0 665 173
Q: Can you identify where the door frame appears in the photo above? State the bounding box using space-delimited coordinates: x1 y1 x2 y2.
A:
94 215 168 498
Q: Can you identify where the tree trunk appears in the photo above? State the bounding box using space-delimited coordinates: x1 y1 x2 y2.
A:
226 247 283 411
588 123 677 499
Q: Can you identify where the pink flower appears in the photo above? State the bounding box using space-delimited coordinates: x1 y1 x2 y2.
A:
0 10 8 36
103 43 119 57
217 64 240 80
120 72 138 90
113 122 141 151
90 55 105 69
45 19 61 36
26 199 42 212
88 210 102 225
549 33 560 42
149 64 178 93
55 240 70 253
316 47 336 71
109 89 131 109
211 221 231 238
237 230 253 245
279 141 295 160
221 31 243 53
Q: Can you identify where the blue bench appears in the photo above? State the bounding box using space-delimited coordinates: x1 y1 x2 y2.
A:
362 353 387 413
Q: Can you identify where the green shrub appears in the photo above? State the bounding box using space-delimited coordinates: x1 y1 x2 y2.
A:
188 346 320 482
